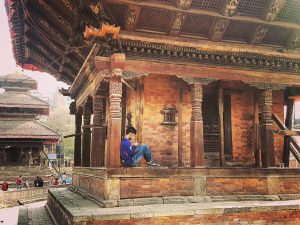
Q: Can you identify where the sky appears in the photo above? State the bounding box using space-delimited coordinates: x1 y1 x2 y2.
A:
0 2 69 97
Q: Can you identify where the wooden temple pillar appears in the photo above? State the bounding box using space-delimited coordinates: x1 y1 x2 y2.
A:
107 71 122 167
91 95 105 167
283 98 295 167
81 100 92 167
248 82 286 168
181 77 214 167
259 89 274 168
106 54 125 167
74 107 83 166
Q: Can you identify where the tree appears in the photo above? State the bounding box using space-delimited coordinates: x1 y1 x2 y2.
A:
44 106 75 158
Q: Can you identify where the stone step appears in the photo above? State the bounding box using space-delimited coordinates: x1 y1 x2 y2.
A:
19 197 47 205
47 188 300 225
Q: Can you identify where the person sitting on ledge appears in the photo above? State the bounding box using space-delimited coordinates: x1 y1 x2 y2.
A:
121 126 160 167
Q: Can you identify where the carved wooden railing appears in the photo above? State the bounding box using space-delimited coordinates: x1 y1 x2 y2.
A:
272 113 300 164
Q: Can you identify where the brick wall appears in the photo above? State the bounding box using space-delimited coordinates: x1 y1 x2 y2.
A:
231 89 284 164
120 177 194 198
143 75 179 166
206 177 268 195
87 210 300 225
126 77 284 166
74 174 105 199
231 91 255 162
278 177 300 194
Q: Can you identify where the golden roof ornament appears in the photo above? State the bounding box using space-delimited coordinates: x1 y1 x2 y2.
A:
83 23 120 40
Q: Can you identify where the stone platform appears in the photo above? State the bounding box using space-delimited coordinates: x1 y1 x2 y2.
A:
47 188 300 225
71 167 300 207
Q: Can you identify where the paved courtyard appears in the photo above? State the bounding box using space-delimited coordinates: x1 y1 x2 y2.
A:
0 201 54 225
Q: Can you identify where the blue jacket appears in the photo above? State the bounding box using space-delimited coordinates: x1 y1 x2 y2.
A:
120 139 136 166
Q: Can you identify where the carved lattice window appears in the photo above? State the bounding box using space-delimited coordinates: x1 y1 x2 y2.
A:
191 0 221 11
137 7 173 33
277 0 300 24
181 14 214 38
223 21 256 42
103 3 127 28
237 0 271 17
262 27 294 46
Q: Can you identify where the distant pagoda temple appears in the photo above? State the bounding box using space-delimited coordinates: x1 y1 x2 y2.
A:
0 73 60 166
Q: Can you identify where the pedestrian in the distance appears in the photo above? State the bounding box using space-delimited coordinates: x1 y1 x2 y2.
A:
2 180 8 191
16 175 23 190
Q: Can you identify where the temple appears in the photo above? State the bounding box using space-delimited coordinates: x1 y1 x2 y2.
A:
5 0 300 224
0 73 60 166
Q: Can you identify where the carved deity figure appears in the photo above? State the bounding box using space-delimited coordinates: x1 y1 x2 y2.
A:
178 0 192 10
173 14 185 31
265 0 285 21
126 8 138 26
223 0 239 16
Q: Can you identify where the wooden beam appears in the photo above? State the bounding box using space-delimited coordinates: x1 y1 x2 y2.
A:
28 42 76 82
177 79 183 167
107 75 122 167
283 99 299 167
223 94 232 158
96 57 300 86
272 113 300 165
259 89 275 168
82 100 92 167
261 0 286 22
253 91 260 167
24 10 69 45
26 39 78 79
75 72 104 108
135 78 144 143
124 5 141 31
70 44 101 97
74 107 83 166
104 0 300 30
28 0 72 35
91 96 106 167
218 88 225 167
119 31 300 60
59 0 85 74
274 129 299 136
209 18 230 42
24 8 87 62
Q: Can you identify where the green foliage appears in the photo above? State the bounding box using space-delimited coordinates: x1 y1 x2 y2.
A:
45 106 75 159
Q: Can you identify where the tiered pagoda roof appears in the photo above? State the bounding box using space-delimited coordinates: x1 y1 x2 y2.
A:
0 120 60 139
4 0 300 85
0 72 59 141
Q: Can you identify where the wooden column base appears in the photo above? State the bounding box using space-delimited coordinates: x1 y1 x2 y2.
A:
74 134 82 166
91 127 105 167
107 120 121 167
260 124 275 168
190 121 204 167
82 128 91 167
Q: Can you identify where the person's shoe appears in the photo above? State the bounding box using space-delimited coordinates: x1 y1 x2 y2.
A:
147 161 160 167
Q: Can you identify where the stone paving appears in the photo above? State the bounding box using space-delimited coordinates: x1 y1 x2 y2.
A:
18 201 54 225
48 188 300 224
0 201 54 225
